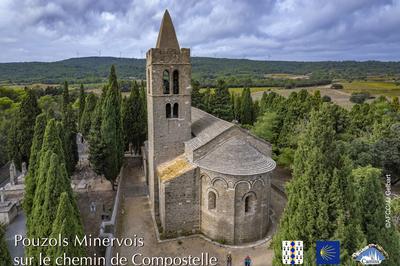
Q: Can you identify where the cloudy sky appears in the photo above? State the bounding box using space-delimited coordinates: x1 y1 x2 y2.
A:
0 0 400 62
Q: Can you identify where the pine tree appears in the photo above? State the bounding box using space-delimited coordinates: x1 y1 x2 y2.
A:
23 113 47 216
78 84 85 130
272 104 365 265
61 81 78 175
100 65 124 187
353 166 400 265
211 80 232 121
79 93 97 137
7 88 40 169
0 224 12 265
239 87 254 125
47 192 85 261
122 81 146 154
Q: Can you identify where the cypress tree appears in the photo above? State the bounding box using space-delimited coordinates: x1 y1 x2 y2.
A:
273 104 365 265
7 88 40 169
61 81 78 175
47 192 85 261
239 87 254 125
211 80 232 121
23 113 47 216
78 84 85 130
0 224 12 265
122 81 146 154
100 65 124 187
353 166 400 265
88 101 107 176
79 93 97 137
140 82 148 140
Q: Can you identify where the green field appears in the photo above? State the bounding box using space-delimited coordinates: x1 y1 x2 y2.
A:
341 81 400 96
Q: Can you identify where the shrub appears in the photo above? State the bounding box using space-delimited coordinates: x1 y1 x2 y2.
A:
350 92 370 104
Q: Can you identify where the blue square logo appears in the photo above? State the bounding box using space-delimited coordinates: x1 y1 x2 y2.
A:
316 240 340 264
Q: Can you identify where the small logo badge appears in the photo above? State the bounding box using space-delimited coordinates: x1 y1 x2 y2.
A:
352 244 387 265
282 240 303 265
316 240 340 264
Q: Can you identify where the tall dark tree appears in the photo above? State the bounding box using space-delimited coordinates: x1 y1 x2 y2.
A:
78 84 85 129
100 65 124 186
61 81 78 175
210 79 233 121
0 224 12 265
273 104 365 265
88 101 107 176
79 93 97 137
122 81 146 154
353 166 400 265
7 88 40 169
23 113 47 216
239 87 254 125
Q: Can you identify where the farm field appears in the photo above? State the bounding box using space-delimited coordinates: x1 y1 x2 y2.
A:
341 80 400 97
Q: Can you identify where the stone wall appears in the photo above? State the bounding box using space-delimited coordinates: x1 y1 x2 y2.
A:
159 167 200 236
200 169 270 245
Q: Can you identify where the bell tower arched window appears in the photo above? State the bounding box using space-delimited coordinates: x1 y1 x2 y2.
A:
208 191 216 210
173 70 179 94
173 103 179 118
163 70 170 94
166 103 171 118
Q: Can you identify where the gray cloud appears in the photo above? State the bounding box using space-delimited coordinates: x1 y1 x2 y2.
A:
0 0 399 62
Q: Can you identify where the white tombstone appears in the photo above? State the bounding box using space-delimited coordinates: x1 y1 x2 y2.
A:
9 161 17 186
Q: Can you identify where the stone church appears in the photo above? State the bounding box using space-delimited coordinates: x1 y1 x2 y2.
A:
143 10 276 245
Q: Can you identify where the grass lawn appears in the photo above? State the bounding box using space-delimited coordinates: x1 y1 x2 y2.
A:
341 81 400 97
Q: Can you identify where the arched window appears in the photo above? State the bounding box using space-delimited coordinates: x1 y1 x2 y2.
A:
173 103 179 118
208 191 216 210
173 70 179 94
163 70 170 94
244 194 256 213
166 103 171 118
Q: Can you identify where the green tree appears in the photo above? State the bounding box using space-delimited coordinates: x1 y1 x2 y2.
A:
23 113 47 216
239 87 254 125
191 80 202 108
88 101 107 177
79 93 97 137
210 80 232 121
78 84 85 129
7 88 40 169
99 65 124 187
272 104 365 265
0 224 12 265
353 166 400 265
122 81 146 154
47 192 85 261
61 82 78 175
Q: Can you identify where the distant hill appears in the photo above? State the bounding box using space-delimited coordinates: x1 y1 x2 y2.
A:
0 56 399 85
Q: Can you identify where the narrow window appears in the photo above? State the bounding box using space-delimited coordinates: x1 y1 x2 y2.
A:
245 194 256 213
208 191 216 210
173 103 179 118
173 70 179 94
166 103 171 118
163 70 170 94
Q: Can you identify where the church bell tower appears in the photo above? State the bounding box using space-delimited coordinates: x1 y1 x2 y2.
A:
146 10 192 217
